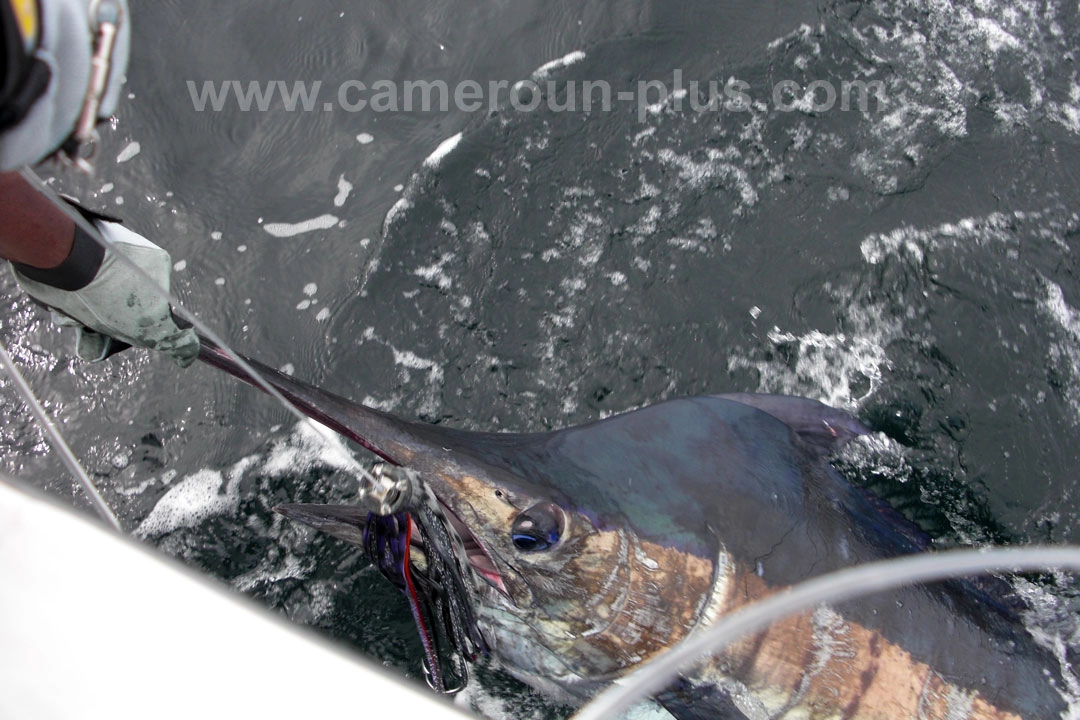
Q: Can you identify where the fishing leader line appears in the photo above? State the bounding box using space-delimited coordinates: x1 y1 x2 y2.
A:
0 339 122 531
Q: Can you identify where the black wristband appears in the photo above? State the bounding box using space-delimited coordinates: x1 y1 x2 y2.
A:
12 222 106 291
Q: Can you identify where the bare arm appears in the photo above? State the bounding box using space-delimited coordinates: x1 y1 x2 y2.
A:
0 171 75 269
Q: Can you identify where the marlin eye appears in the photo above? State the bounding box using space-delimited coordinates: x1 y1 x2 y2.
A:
511 502 563 552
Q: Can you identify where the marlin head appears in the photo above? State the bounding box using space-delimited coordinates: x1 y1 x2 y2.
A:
199 341 1069 718
203 341 744 693
275 414 724 699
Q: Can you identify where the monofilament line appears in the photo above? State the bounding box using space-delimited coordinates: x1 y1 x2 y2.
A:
0 339 123 531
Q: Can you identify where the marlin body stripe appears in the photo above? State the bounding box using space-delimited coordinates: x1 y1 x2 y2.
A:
199 342 1070 719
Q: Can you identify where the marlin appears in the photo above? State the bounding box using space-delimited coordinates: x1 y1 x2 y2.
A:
199 341 1068 719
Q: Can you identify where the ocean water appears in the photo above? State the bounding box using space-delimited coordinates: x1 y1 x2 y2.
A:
2 0 1080 716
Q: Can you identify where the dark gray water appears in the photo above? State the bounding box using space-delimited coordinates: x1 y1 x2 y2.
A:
3 0 1080 716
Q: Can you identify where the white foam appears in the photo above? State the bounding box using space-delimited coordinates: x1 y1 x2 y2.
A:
631 206 662 237
632 128 656 146
134 457 256 539
532 50 586 80
559 209 606 266
1038 278 1080 424
261 420 365 478
116 142 141 163
423 132 463 169
667 237 709 253
384 196 413 230
561 277 587 293
860 226 926 265
975 17 1020 52
657 148 757 211
413 253 456 290
1012 577 1080 715
354 327 446 417
458 676 672 720
759 0 1080 194
263 214 340 238
768 23 815 51
827 186 850 203
232 552 311 594
392 348 444 382
114 475 159 498
728 305 899 410
1050 81 1080 133
334 175 353 207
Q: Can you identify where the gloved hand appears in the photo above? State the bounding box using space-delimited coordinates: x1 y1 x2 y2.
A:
0 0 131 170
11 219 200 367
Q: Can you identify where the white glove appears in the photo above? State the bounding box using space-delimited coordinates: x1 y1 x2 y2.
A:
0 0 130 170
12 220 199 367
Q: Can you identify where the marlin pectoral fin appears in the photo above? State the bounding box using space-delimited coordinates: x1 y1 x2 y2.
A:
274 504 369 546
715 392 869 456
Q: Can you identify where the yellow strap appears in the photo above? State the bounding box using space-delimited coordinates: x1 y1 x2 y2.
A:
7 0 38 53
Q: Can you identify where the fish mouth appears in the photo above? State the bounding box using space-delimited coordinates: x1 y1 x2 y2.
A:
274 467 511 693
273 465 507 594
277 489 499 694
437 499 508 596
272 498 506 597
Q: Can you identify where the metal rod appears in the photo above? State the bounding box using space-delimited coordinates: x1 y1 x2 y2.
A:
0 339 123 532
